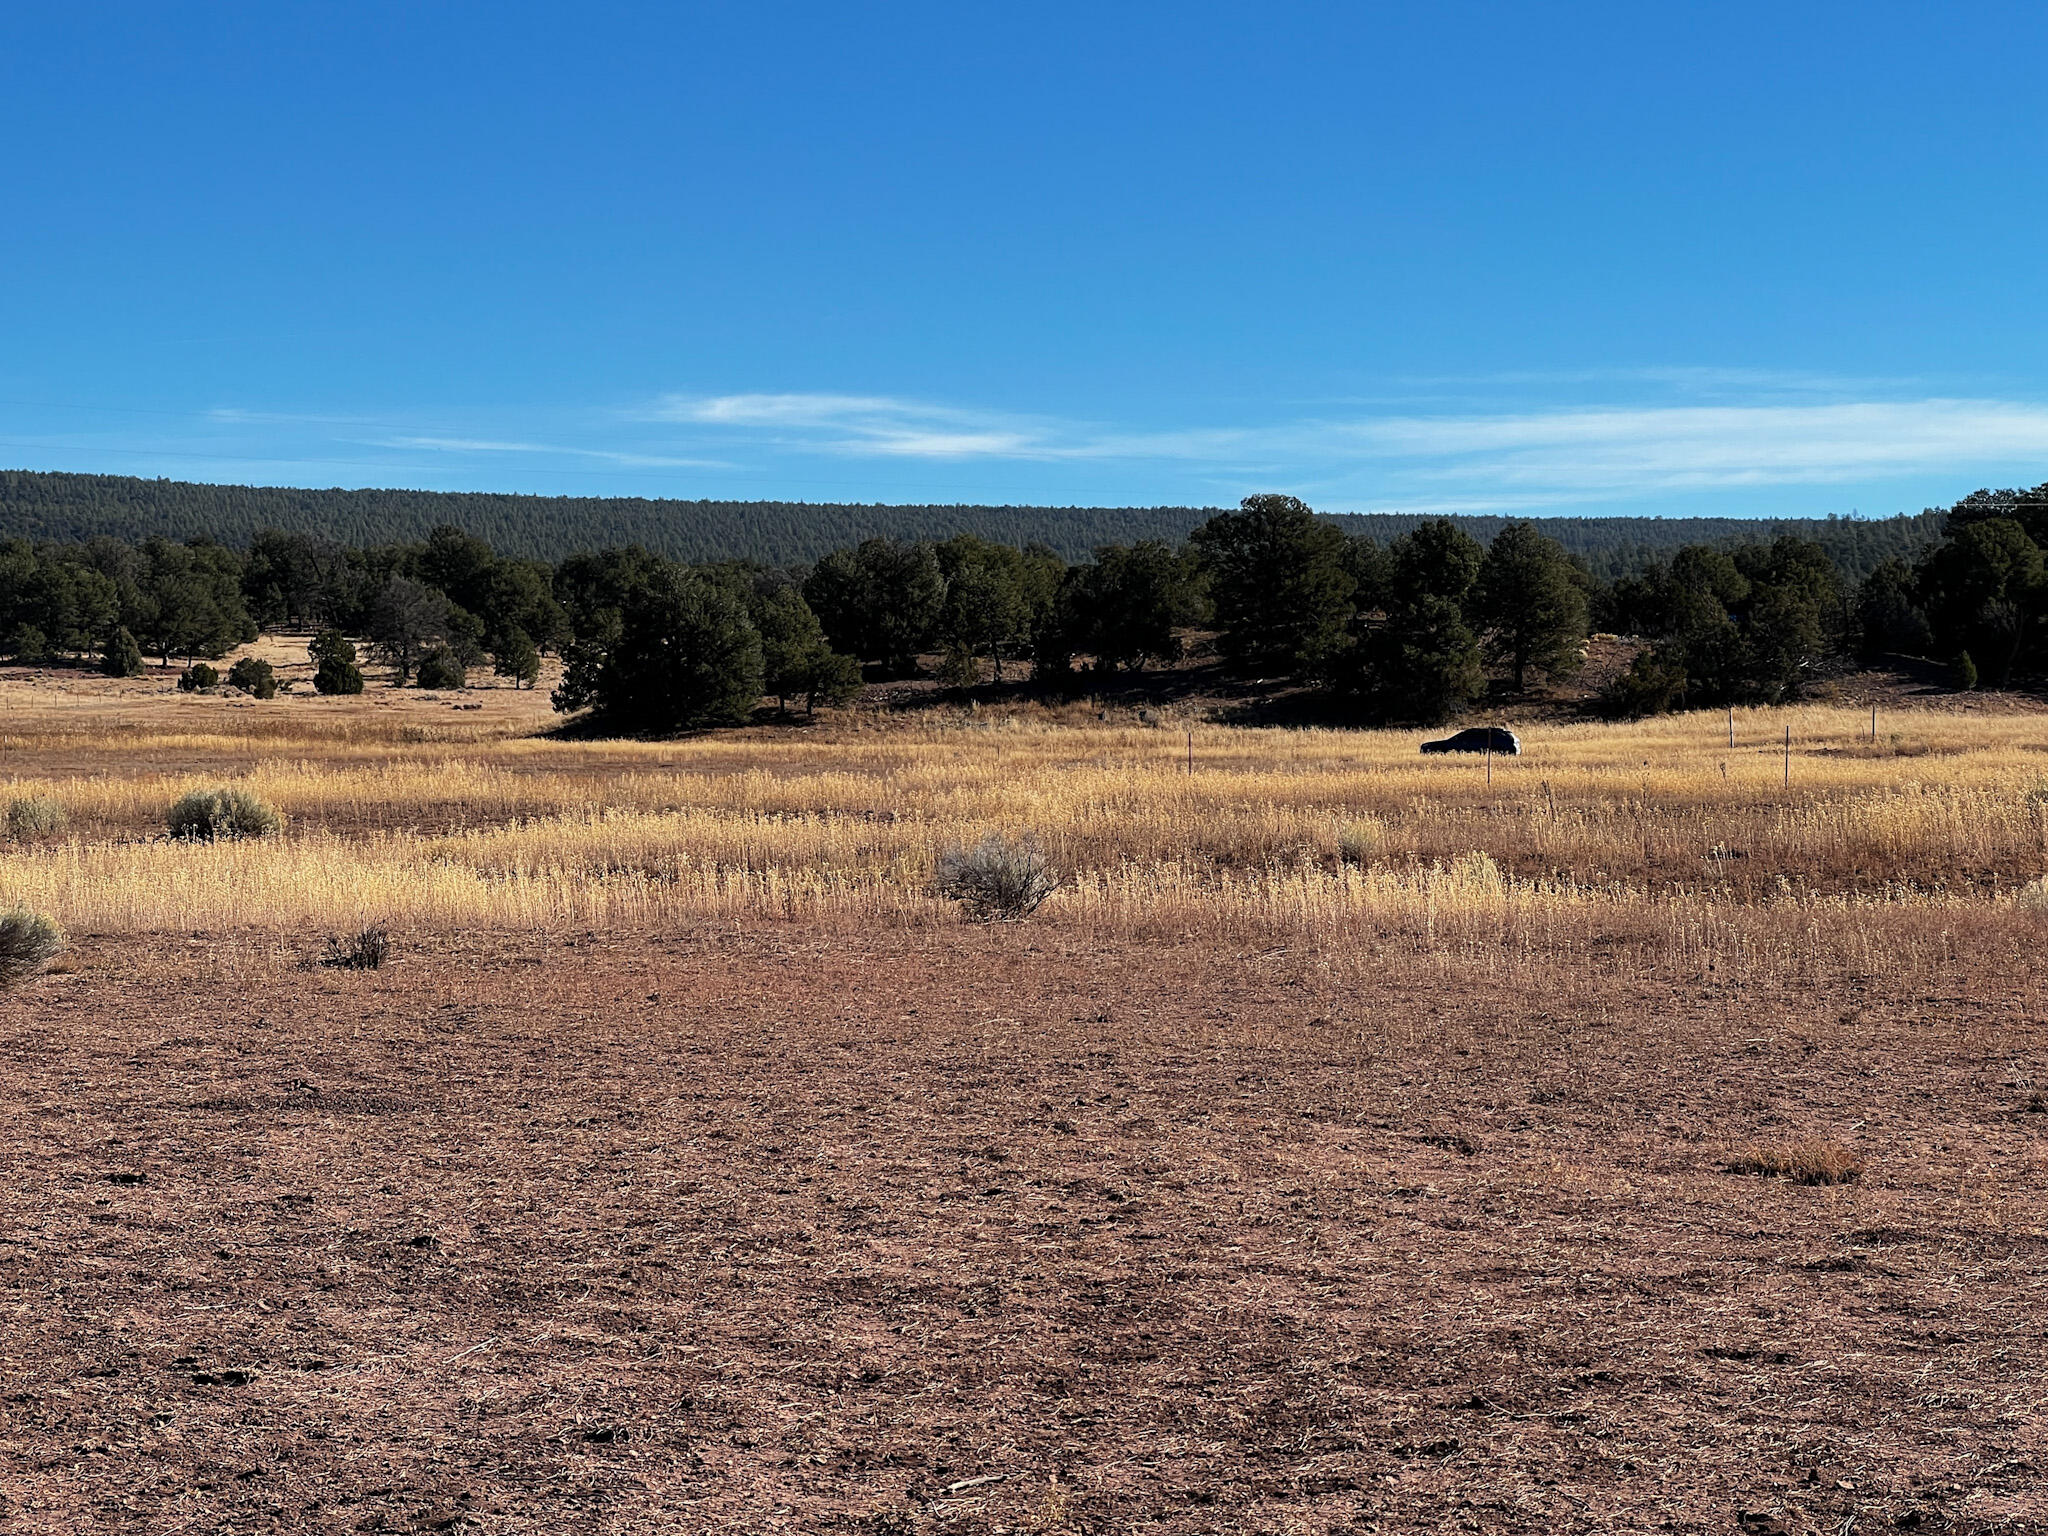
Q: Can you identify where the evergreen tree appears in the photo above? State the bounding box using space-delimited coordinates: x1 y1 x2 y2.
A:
242 528 354 628
553 545 674 641
933 537 1037 682
754 585 858 714
134 538 255 663
1916 517 2046 687
1389 519 1485 610
1188 495 1355 675
366 575 452 682
1351 594 1485 724
553 569 764 732
415 645 467 689
1471 522 1589 691
492 626 542 689
1046 541 1207 673
1854 556 1933 660
227 656 278 698
1596 647 1689 718
801 537 945 675
100 626 143 677
309 630 366 695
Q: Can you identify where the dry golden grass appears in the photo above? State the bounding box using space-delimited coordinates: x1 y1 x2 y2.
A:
4 664 2047 980
1723 1138 1867 1185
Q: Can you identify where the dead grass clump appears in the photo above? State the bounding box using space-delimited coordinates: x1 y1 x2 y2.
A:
0 907 64 987
5 794 68 838
1337 816 1385 865
2017 876 2048 917
321 924 391 970
166 787 284 842
1419 1129 1481 1156
1724 1137 1865 1186
935 835 1056 921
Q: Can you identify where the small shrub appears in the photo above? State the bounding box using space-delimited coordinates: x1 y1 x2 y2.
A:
100 627 144 677
311 632 366 695
1724 1138 1864 1186
1953 651 1979 691
1597 647 1688 718
309 630 355 665
936 646 981 688
415 645 467 690
227 657 278 699
2018 876 2048 917
934 835 1056 921
0 908 64 988
166 787 284 841
5 795 68 838
322 924 390 970
315 657 365 695
177 663 221 692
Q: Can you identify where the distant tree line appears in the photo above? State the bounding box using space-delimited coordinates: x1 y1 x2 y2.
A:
0 467 1943 576
1593 482 2048 710
1 483 2042 731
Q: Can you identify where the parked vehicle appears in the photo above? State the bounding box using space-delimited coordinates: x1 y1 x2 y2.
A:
1421 727 1520 755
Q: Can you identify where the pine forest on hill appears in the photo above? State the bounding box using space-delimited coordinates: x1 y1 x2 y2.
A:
0 467 1946 579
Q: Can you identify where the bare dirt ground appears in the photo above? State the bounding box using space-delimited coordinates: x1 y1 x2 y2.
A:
4 927 2046 1534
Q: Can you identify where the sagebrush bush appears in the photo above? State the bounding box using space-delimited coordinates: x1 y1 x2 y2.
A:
934 835 1056 921
166 787 284 841
2018 876 2048 917
0 908 64 988
5 795 68 838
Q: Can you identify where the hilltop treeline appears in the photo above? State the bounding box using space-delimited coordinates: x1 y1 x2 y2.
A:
0 467 1944 577
3 485 2040 729
0 470 1207 566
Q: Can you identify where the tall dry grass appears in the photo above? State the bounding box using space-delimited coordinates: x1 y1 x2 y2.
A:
4 685 2046 978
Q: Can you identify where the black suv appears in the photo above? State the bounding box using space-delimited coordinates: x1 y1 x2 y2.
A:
1420 727 1519 755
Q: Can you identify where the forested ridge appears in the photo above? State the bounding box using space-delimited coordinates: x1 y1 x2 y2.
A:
0 468 1944 578
0 470 1207 566
9 483 2045 731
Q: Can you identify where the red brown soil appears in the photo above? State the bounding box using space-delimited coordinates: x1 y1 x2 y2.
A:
3 928 2046 1534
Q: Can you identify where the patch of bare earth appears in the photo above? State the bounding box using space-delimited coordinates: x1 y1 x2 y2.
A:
3 929 2045 1534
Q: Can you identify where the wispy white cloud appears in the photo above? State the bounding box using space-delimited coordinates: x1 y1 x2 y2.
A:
125 383 2048 508
645 392 1051 459
1342 399 2048 492
642 389 2048 503
389 435 553 453
381 434 728 470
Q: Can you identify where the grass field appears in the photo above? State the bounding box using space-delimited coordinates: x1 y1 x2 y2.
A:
3 657 2047 1533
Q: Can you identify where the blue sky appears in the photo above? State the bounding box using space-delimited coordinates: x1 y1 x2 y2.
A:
3 2 2046 518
